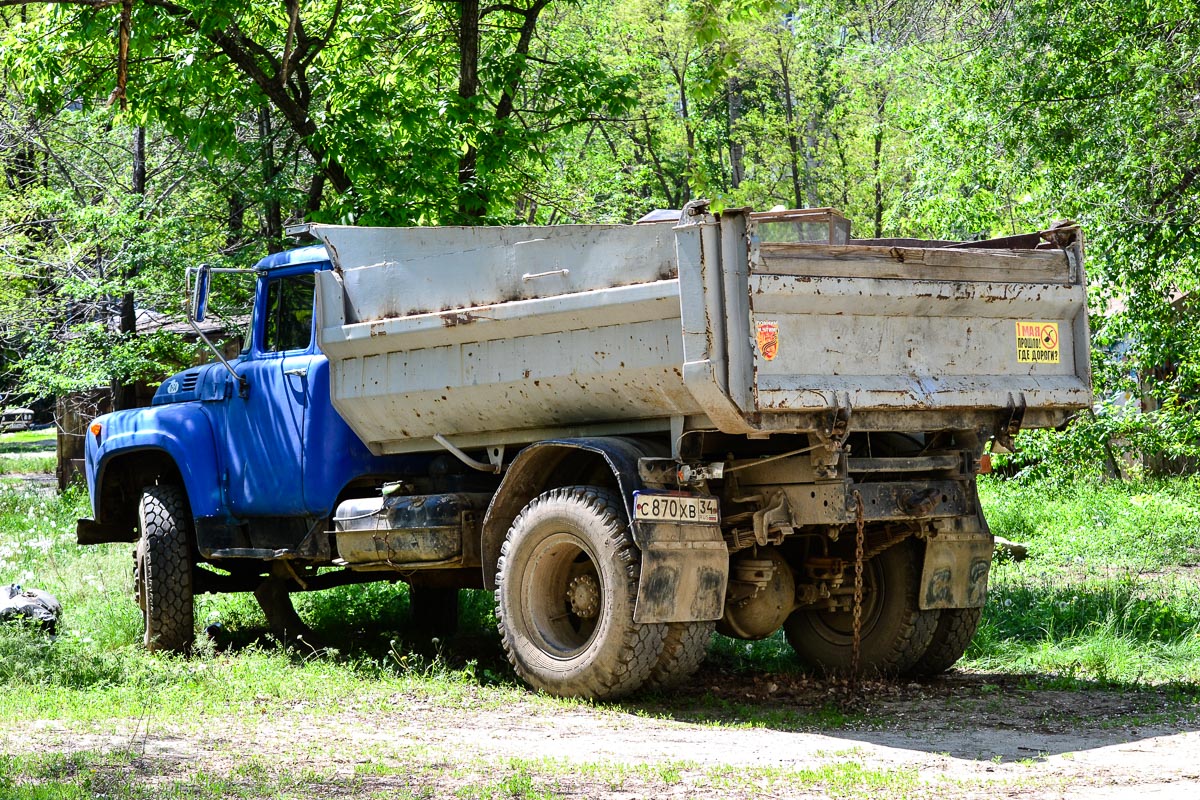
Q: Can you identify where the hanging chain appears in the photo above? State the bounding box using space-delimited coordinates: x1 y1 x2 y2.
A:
850 490 866 687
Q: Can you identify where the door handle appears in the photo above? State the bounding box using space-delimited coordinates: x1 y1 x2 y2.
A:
284 368 308 378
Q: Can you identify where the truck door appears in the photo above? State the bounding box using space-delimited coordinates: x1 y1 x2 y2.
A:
224 271 319 517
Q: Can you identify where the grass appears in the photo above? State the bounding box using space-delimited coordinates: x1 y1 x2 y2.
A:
3 473 1200 795
3 477 1200 698
970 476 1200 685
0 454 57 475
0 750 928 800
0 430 56 477
0 429 56 450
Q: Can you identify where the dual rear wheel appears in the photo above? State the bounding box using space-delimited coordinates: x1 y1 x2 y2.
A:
494 485 712 699
783 538 981 677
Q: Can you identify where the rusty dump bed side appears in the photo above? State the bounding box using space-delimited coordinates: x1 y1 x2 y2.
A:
311 209 1091 455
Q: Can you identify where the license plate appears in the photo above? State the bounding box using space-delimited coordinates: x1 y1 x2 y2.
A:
632 492 719 524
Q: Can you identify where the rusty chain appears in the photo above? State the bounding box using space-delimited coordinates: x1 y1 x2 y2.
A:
850 490 866 687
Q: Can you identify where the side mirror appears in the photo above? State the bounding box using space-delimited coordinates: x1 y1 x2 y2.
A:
190 265 210 323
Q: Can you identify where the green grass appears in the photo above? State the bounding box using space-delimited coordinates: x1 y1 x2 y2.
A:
0 454 56 475
0 429 56 451
969 476 1200 684
2 476 1200 796
0 751 367 800
0 429 55 478
3 477 1200 714
0 750 928 800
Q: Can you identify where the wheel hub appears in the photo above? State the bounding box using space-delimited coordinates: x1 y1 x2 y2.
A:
566 574 600 619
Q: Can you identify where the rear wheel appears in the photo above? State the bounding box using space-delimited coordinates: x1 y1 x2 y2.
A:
784 538 937 676
643 621 714 691
909 606 982 676
135 485 194 653
495 485 666 699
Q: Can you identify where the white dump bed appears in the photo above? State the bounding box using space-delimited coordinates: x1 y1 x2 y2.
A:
312 209 1090 455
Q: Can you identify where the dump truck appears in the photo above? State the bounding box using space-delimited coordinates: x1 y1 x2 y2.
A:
78 204 1091 698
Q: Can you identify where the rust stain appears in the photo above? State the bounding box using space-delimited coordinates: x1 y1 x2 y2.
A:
441 311 479 327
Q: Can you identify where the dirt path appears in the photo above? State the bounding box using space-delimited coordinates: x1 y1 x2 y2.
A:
8 671 1199 798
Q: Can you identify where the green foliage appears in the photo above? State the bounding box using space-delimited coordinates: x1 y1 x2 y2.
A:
19 326 191 397
971 476 1200 684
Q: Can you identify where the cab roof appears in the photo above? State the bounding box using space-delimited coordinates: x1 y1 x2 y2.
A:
253 244 330 272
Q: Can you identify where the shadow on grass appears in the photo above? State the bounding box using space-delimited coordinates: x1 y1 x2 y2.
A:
198 579 1200 764
0 437 56 454
206 583 515 684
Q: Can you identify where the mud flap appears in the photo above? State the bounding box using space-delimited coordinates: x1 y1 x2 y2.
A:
919 531 993 610
632 521 728 623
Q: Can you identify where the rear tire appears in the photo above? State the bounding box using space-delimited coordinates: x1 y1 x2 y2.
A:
643 621 714 691
135 485 194 653
495 486 666 699
909 606 982 676
784 538 936 676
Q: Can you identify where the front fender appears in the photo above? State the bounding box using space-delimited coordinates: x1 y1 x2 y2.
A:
88 403 224 520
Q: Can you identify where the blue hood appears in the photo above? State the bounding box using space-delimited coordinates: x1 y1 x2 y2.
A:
152 362 232 405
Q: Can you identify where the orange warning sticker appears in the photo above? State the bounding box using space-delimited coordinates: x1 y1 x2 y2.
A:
756 321 779 361
1016 321 1060 364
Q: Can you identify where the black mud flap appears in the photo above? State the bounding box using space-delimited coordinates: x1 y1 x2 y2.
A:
632 521 728 624
76 518 136 545
919 531 993 610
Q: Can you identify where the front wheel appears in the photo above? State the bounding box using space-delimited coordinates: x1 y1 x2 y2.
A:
135 485 194 653
495 486 666 699
784 538 937 676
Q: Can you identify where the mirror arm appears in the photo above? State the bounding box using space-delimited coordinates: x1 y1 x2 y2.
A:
186 318 249 398
186 265 255 398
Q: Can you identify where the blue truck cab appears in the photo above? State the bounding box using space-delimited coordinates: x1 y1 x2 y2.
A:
79 246 415 547
76 246 456 647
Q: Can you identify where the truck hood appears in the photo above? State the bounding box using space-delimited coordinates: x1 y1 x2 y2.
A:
151 362 233 405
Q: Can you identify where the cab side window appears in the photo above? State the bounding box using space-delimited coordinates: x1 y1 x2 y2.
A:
262 274 316 353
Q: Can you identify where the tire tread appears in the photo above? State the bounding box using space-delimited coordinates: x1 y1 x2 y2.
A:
909 606 982 676
495 486 665 699
138 485 194 653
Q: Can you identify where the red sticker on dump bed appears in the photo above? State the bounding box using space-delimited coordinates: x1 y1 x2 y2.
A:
756 321 779 361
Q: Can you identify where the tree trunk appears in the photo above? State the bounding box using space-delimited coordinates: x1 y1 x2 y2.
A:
113 126 146 412
872 87 887 239
227 191 247 250
677 65 694 204
727 77 744 190
456 0 485 220
259 107 283 253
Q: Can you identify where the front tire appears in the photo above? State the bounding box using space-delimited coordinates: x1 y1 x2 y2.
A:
784 538 937 676
135 485 194 653
495 486 666 699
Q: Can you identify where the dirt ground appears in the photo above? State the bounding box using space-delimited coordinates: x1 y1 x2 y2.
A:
7 669 1199 798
